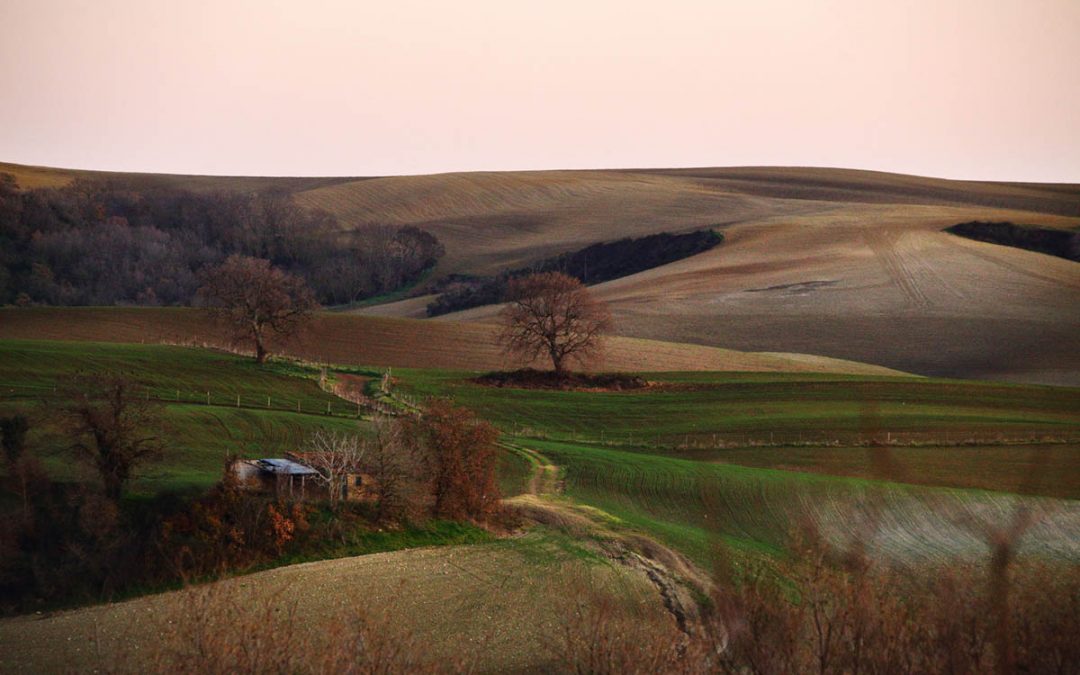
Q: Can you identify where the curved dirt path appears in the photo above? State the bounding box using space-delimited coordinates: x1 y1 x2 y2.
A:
502 440 711 639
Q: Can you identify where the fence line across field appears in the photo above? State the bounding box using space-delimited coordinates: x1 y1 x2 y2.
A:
3 382 1077 449
0 381 406 420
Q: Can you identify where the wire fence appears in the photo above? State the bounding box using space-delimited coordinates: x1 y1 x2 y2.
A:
5 381 1075 450
0 381 412 420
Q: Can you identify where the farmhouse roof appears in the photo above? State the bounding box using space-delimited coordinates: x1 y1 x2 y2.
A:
254 458 319 476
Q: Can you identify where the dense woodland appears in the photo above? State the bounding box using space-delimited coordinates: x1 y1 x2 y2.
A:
427 229 722 316
0 173 444 307
946 220 1080 262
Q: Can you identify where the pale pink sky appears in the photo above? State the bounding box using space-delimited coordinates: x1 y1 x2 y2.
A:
1 0 1078 182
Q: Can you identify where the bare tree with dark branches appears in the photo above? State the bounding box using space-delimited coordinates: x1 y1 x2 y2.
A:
499 272 612 376
302 430 366 508
197 255 318 364
63 376 164 502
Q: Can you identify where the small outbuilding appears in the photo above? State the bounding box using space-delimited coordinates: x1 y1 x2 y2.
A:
231 457 320 500
229 454 378 502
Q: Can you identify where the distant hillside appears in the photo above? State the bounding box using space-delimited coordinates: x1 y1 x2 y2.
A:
0 160 351 192
3 161 1079 384
0 307 906 376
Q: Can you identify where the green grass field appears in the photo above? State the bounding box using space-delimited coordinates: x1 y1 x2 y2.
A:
0 339 361 413
2 338 1077 565
394 370 1080 444
692 444 1080 500
0 339 378 493
0 400 366 494
392 369 1079 564
527 439 1080 565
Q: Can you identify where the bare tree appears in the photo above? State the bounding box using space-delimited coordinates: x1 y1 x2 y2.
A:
302 430 366 507
63 376 164 502
365 416 426 523
499 272 612 376
197 255 318 364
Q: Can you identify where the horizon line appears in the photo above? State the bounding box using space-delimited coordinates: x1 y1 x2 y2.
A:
3 158 1079 187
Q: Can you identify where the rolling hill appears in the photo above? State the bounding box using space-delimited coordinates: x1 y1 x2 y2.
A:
0 307 904 376
308 168 1079 386
2 161 1078 384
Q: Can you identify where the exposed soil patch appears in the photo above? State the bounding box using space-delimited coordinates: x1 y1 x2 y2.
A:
745 279 838 294
333 373 372 403
474 369 650 391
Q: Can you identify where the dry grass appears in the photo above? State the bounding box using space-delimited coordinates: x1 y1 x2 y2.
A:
0 539 667 673
0 307 903 375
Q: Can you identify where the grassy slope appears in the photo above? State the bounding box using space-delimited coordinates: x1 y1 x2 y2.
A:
530 439 1080 566
3 336 1076 515
396 369 1080 441
696 444 1080 501
0 339 347 406
396 368 1080 564
0 533 667 674
0 340 368 493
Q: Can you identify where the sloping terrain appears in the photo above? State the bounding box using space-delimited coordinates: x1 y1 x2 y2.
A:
0 160 349 193
0 539 669 673
0 339 365 492
0 308 903 376
301 169 1079 385
3 161 1078 383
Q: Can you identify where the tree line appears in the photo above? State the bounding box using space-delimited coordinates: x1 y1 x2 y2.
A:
426 228 721 316
0 173 444 307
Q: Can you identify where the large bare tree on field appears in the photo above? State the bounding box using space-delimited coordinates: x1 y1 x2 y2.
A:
197 255 318 364
499 272 612 376
63 376 164 502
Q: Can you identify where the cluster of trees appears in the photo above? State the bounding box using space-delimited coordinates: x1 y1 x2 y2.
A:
0 377 502 610
301 401 501 522
427 229 721 316
946 220 1080 262
0 174 444 307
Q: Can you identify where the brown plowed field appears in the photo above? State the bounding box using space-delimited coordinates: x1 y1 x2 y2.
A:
3 162 1077 383
0 307 903 375
316 172 1078 385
